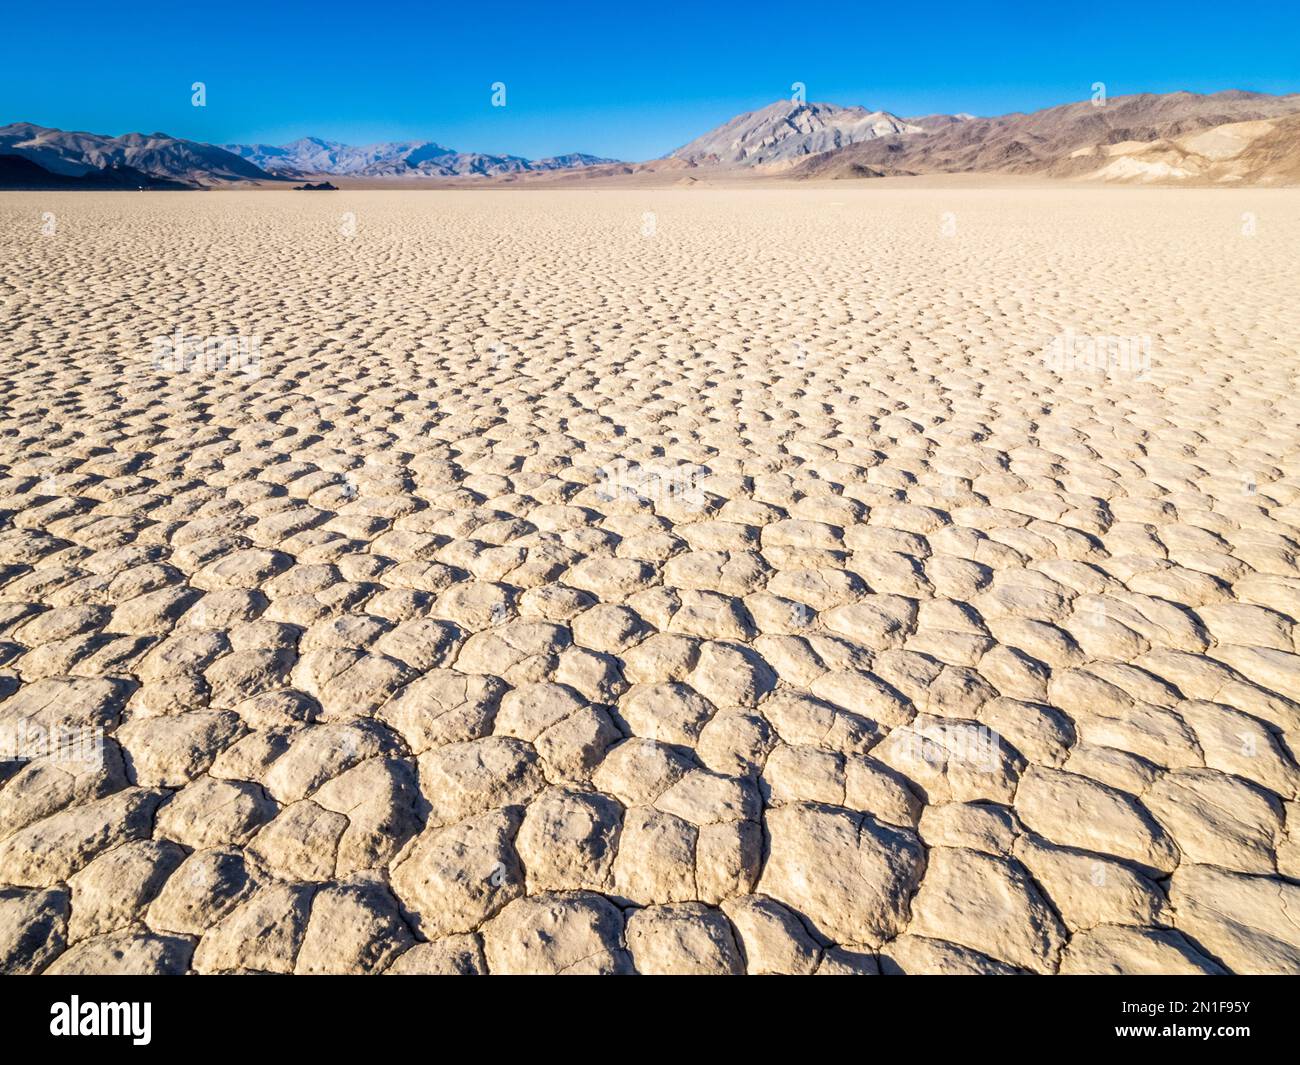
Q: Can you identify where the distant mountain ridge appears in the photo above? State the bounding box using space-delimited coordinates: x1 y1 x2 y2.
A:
0 122 617 187
0 123 273 186
224 137 618 178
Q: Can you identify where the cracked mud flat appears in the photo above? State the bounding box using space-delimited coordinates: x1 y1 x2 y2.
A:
1 186 1299 975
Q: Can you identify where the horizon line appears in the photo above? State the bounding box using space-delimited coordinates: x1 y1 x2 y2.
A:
8 83 1300 163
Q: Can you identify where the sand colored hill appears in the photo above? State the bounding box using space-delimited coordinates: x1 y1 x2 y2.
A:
792 91 1300 184
1067 115 1300 185
1 187 1299 975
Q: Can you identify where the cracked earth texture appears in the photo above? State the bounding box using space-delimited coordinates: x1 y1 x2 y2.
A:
1 186 1299 975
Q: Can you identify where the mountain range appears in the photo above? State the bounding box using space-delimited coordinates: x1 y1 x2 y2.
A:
4 89 1300 189
0 124 618 188
223 137 616 178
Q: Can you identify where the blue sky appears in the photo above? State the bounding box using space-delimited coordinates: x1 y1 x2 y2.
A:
4 0 1298 160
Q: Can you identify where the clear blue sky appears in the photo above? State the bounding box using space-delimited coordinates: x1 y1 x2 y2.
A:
4 0 1298 160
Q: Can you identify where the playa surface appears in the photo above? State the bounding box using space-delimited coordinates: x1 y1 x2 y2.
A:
1 185 1299 974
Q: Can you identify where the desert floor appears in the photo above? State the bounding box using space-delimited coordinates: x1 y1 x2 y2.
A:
1 186 1299 974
